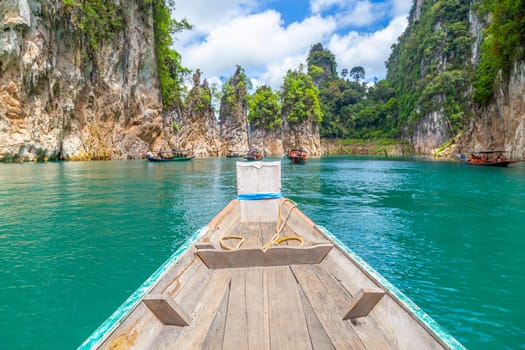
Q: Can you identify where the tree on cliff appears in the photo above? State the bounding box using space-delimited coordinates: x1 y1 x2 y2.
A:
473 0 525 104
220 65 251 120
152 0 192 109
386 0 471 133
349 66 365 83
307 43 338 86
281 65 322 124
248 86 281 130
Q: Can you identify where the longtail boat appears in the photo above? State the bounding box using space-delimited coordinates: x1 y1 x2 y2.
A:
146 150 194 162
287 148 307 164
80 161 464 349
225 150 241 158
244 147 263 161
457 150 518 167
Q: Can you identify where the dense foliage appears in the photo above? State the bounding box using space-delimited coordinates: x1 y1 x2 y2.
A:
473 0 525 104
63 0 124 57
281 66 322 124
248 86 281 130
220 65 251 116
152 0 191 109
307 43 338 85
177 0 524 144
305 44 397 139
62 0 189 110
386 0 471 133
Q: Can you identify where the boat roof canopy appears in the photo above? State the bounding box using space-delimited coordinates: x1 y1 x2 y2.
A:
473 150 509 154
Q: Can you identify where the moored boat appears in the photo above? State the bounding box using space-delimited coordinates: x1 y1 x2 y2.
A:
457 150 518 167
225 150 241 158
287 148 307 164
80 161 464 350
146 150 194 162
244 147 263 161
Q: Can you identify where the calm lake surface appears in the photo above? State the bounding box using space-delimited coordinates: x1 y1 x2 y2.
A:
1 157 524 349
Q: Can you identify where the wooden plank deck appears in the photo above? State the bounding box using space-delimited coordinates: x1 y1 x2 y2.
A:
129 216 407 350
89 164 456 350
143 260 398 349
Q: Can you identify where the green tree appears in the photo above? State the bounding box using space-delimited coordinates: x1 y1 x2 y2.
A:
349 66 365 83
152 0 192 109
281 66 322 123
307 43 338 85
62 0 124 58
220 65 251 115
386 0 471 133
248 86 281 130
473 0 525 104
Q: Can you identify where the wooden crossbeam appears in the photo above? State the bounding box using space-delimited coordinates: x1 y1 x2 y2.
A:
343 287 385 320
143 294 190 326
196 244 333 269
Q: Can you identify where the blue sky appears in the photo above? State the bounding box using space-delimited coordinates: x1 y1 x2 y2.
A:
172 0 411 90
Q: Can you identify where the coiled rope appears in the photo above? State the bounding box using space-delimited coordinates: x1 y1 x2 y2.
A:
262 198 304 251
219 197 304 251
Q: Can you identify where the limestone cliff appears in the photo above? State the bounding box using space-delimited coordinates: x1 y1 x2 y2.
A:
219 67 249 156
459 61 525 159
0 0 165 161
249 126 283 157
455 2 525 159
282 119 321 157
391 0 524 157
392 0 471 155
171 70 219 157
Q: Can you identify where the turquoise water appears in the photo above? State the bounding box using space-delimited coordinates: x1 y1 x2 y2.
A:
0 158 524 349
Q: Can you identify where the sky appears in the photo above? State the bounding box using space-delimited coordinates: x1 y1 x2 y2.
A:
171 0 412 91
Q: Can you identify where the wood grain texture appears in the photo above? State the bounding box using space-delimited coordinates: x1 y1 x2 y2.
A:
196 244 333 269
143 294 190 326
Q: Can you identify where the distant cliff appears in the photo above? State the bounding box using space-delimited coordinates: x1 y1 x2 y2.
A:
219 66 322 157
387 0 524 158
0 0 165 161
172 70 219 157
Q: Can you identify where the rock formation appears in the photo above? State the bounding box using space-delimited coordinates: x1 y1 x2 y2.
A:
249 126 283 157
171 70 219 157
459 61 525 159
219 67 249 156
282 119 321 157
0 0 165 161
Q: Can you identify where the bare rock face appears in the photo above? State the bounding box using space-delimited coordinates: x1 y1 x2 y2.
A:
219 68 249 156
249 126 283 157
459 61 525 159
410 108 452 155
283 119 321 157
0 0 164 161
172 71 219 157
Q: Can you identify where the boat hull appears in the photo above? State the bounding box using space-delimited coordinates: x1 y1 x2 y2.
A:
81 196 464 349
458 154 517 167
288 156 306 164
146 155 194 162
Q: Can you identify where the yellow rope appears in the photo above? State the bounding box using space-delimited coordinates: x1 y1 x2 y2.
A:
219 235 245 250
262 198 304 251
219 198 304 251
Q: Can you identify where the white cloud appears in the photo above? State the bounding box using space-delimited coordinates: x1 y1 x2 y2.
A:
172 0 410 91
336 1 377 27
391 0 412 17
310 0 347 14
173 0 258 46
258 54 309 89
328 15 408 81
176 11 336 88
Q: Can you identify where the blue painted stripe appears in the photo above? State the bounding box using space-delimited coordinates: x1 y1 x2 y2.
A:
316 225 466 350
237 192 283 200
78 226 208 349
